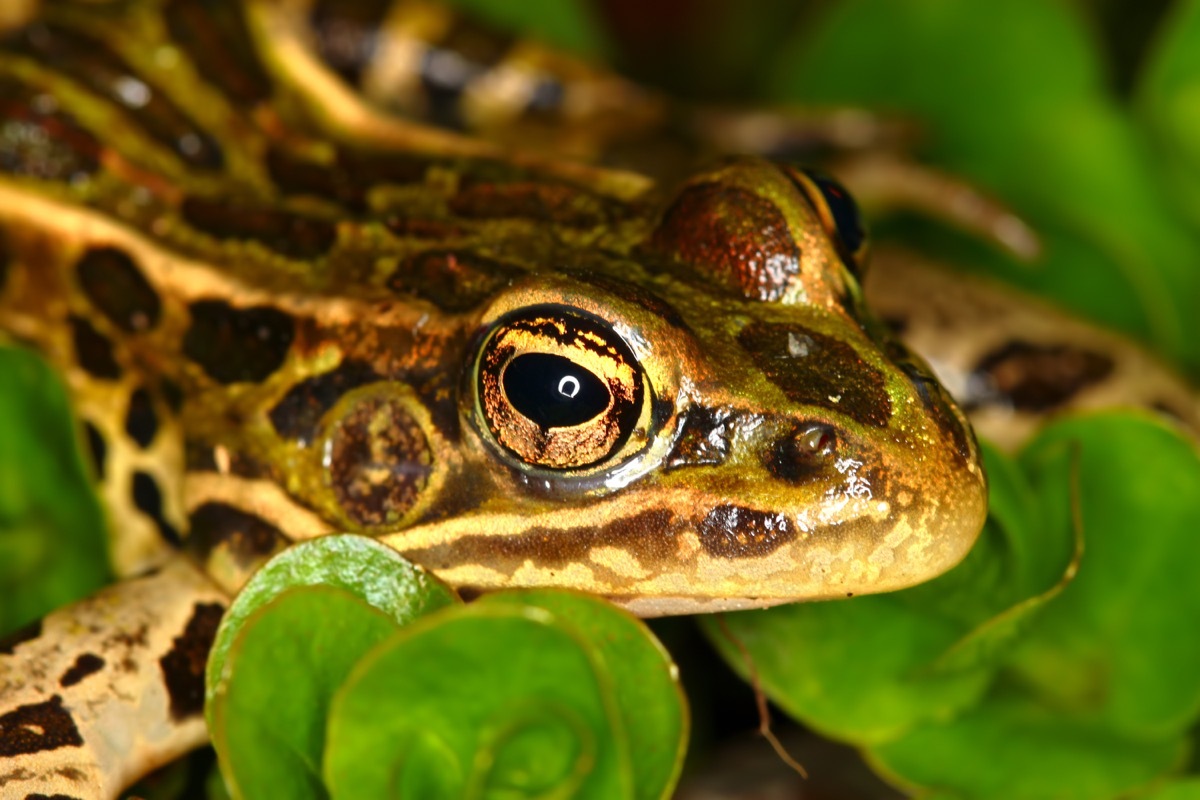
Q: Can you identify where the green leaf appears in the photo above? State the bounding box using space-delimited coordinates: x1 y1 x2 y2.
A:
479 590 688 799
205 533 457 725
1141 779 1200 800
865 691 1187 800
1007 413 1200 738
324 603 633 800
0 347 110 634
211 586 398 800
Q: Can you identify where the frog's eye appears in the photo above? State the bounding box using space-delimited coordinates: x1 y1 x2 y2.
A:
475 305 646 471
788 167 869 277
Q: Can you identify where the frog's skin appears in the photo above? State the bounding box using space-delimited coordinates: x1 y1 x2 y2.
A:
0 1 1194 797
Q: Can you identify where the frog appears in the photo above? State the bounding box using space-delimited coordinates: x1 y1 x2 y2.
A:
0 1 1195 798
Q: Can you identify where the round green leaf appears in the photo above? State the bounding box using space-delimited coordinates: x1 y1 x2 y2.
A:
211 586 398 800
479 589 688 799
205 533 457 720
324 603 632 800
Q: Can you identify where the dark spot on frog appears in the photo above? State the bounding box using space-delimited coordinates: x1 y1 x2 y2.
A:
664 406 734 471
698 505 797 558
58 653 105 688
0 618 42 656
449 181 615 228
764 424 837 484
383 217 467 240
125 387 158 448
82 420 106 480
69 315 121 380
0 79 102 181
75 246 161 333
407 509 679 573
161 377 184 412
131 470 181 546
327 392 433 527
649 181 800 302
387 249 523 312
0 695 83 756
180 197 336 260
309 0 391 86
165 0 273 105
887 340 976 464
417 18 516 129
183 300 295 385
738 321 891 428
25 793 86 800
6 22 223 169
159 602 224 721
186 502 287 570
971 340 1114 412
269 360 379 445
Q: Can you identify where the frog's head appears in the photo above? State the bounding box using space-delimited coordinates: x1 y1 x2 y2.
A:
383 158 987 615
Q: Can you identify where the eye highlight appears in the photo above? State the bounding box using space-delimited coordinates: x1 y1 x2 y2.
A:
475 306 645 470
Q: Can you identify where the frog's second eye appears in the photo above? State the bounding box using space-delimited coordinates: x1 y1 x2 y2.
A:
788 167 869 277
475 306 644 471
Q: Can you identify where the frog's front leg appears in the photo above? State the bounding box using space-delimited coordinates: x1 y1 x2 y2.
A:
0 558 228 800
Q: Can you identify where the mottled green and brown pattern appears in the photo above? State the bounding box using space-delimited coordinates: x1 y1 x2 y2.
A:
1 1 1195 798
0 0 987 615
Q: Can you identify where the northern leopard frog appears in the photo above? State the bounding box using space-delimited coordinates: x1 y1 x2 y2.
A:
0 1 1195 798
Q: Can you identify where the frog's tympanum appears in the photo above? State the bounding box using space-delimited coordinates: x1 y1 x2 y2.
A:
4 1 1192 797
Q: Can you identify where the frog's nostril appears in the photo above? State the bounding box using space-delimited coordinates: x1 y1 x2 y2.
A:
764 424 836 483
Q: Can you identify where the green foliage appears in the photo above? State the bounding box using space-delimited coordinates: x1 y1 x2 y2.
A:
0 347 110 634
206 536 687 800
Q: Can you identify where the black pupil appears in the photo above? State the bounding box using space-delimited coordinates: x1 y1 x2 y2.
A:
804 169 865 259
504 353 610 428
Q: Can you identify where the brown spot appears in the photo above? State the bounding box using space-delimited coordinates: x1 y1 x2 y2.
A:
69 315 121 380
58 653 105 688
664 406 733 471
0 619 42 655
972 341 1115 412
132 471 181 545
449 181 615 228
698 505 796 558
186 502 288 569
409 509 679 573
180 197 336 260
124 387 158 448
327 392 433 528
182 300 295 384
159 602 224 720
387 249 523 312
165 0 273 105
82 421 106 480
738 322 891 428
0 696 83 757
650 182 800 302
8 23 223 169
0 79 101 181
25 794 85 799
383 217 466 240
309 0 392 85
75 246 161 333
269 360 379 445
